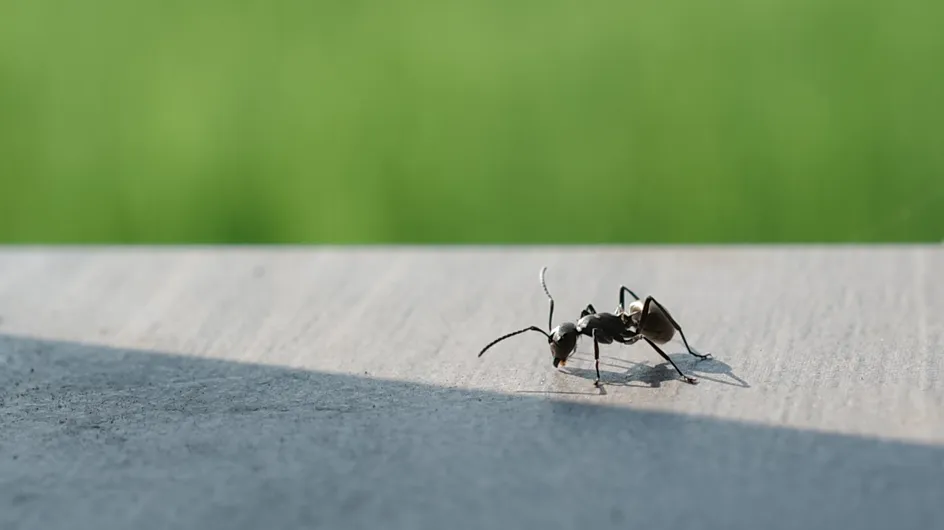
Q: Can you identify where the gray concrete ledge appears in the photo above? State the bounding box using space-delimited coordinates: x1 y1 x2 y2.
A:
1 246 942 529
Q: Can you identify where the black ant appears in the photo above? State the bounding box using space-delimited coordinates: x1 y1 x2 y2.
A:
478 266 710 386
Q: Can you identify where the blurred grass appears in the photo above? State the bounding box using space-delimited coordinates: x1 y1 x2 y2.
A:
1 0 942 243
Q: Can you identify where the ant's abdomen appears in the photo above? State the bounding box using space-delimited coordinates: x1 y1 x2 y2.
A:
643 309 675 344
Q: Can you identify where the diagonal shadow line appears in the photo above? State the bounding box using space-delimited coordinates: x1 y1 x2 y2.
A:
1 333 941 530
515 386 608 396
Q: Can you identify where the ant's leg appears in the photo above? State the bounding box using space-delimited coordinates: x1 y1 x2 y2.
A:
618 286 640 313
641 296 711 359
580 303 597 318
591 329 602 386
642 337 697 384
616 332 642 345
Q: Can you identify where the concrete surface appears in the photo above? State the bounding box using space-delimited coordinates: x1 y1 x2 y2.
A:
1 245 943 530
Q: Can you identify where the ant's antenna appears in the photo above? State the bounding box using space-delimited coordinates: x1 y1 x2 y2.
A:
540 266 554 332
478 326 551 357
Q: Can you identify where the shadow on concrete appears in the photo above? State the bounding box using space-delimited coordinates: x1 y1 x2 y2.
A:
1 334 941 530
565 349 750 389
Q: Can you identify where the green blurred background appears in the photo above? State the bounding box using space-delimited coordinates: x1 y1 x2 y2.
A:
1 0 941 243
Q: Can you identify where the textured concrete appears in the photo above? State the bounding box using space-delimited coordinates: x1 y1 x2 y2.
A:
1 246 943 529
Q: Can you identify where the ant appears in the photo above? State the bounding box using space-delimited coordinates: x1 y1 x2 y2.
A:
478 266 710 386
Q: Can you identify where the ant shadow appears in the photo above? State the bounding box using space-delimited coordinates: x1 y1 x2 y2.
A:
562 349 750 389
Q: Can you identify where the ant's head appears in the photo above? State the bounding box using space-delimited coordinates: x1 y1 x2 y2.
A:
478 266 580 367
549 322 578 367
